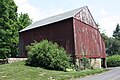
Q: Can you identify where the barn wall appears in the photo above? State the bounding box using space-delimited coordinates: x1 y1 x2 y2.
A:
73 18 106 58
19 18 75 57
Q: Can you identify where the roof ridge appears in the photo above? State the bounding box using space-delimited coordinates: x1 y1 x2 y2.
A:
20 6 88 32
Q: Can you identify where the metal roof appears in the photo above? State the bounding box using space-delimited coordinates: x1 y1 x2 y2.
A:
20 6 86 32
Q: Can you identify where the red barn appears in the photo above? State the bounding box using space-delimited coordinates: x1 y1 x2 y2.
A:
19 6 106 68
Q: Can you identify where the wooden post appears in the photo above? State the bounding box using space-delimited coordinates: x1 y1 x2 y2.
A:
101 58 107 68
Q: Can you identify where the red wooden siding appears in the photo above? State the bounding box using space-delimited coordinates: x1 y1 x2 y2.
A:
73 18 106 58
19 18 106 59
74 6 96 28
19 18 75 57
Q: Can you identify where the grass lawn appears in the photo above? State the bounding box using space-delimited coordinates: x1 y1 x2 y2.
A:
0 61 106 80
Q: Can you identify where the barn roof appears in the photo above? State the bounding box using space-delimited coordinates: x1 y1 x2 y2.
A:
20 6 96 32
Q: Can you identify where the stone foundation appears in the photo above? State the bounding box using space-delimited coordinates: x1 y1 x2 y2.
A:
8 58 27 63
76 58 102 69
90 58 101 68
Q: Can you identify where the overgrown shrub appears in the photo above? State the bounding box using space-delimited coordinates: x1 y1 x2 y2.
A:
26 40 71 71
82 57 90 69
107 55 120 67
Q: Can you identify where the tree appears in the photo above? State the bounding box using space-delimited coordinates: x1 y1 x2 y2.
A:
105 38 120 55
0 0 18 58
113 24 120 40
101 24 120 56
110 39 120 55
101 32 112 55
101 32 120 56
0 0 32 58
17 13 32 31
9 13 32 57
101 32 109 47
110 24 120 55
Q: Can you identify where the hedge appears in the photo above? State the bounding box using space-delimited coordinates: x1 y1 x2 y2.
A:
107 55 120 67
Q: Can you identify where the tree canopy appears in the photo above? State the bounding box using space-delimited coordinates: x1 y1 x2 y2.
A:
102 24 120 56
0 0 32 58
113 24 120 40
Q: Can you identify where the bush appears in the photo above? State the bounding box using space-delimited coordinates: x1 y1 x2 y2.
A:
0 53 7 59
107 55 120 67
26 40 71 71
81 57 90 69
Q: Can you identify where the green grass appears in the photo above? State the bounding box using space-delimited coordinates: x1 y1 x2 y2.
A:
0 61 106 80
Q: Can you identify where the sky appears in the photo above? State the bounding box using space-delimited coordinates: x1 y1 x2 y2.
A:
14 0 120 37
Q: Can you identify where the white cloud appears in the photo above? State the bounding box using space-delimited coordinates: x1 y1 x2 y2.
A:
99 15 120 37
14 0 28 4
14 0 45 22
99 9 107 16
48 8 64 17
14 0 65 22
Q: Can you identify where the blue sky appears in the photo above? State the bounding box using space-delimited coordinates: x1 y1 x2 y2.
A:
14 0 120 37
